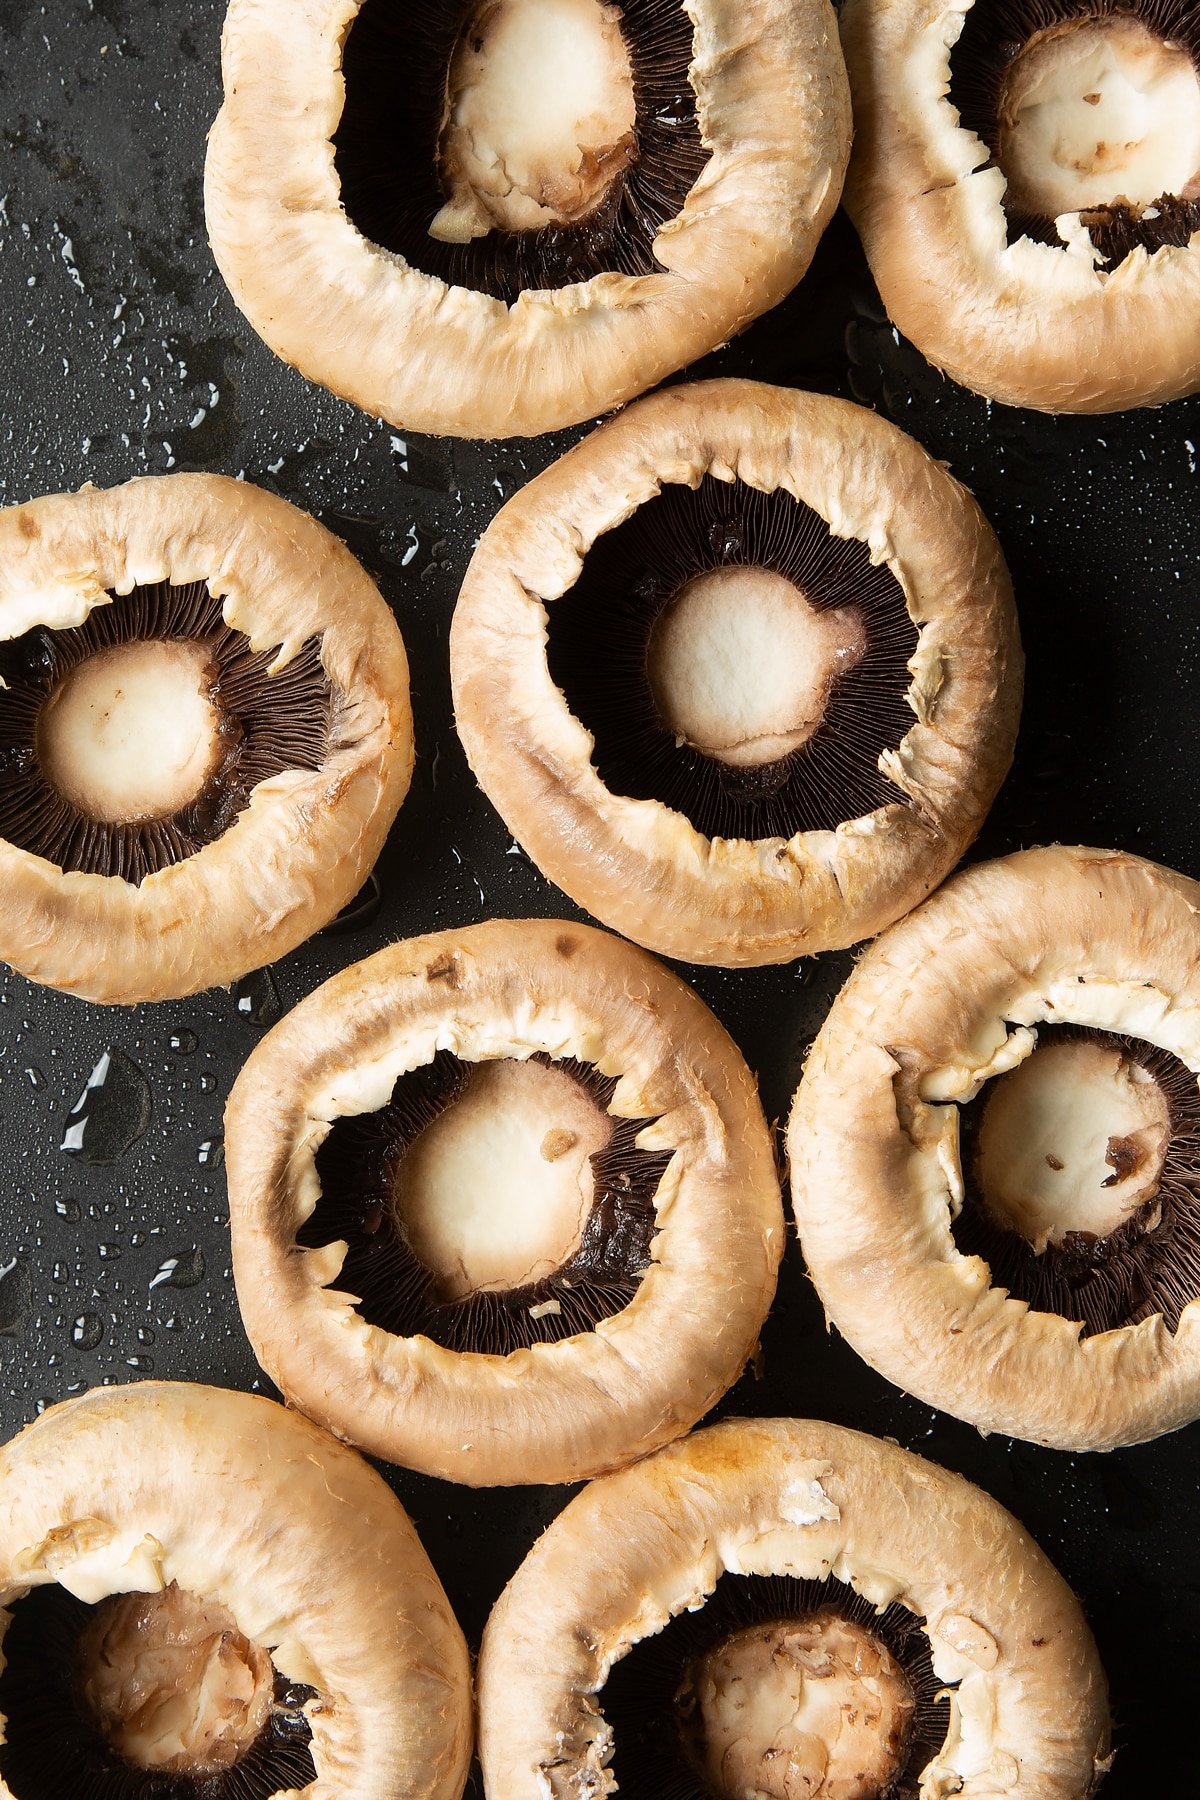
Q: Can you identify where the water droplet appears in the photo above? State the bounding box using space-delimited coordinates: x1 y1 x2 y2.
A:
24 1066 45 1088
137 1326 155 1345
197 1136 224 1169
97 1243 121 1261
231 969 283 1027
125 1354 154 1372
199 1072 218 1094
54 1197 81 1221
51 1261 69 1283
320 871 383 936
0 1257 32 1335
169 1029 198 1055
60 1048 152 1164
130 1231 146 1247
149 1246 205 1291
162 1314 183 1332
71 1312 104 1351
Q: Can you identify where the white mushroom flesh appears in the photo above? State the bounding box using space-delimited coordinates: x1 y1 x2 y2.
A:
36 639 221 824
430 0 637 242
997 16 1200 219
975 1037 1170 1250
393 1057 611 1299
78 1583 274 1776
646 566 867 770
680 1613 914 1800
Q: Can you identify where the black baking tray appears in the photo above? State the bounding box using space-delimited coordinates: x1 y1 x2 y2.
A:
1 1 1198 1789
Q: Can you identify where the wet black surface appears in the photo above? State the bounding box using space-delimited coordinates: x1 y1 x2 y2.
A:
0 0 1198 1790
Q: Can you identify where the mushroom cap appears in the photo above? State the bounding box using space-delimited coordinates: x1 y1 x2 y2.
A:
0 1381 472 1800
223 917 784 1486
841 0 1200 412
788 843 1200 1451
0 474 413 1004
477 1415 1111 1800
450 379 1022 966
203 0 851 439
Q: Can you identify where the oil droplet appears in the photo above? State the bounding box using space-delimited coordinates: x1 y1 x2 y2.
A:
60 1048 152 1164
149 1246 205 1291
231 969 283 1027
0 1257 32 1335
169 1029 198 1055
71 1313 104 1350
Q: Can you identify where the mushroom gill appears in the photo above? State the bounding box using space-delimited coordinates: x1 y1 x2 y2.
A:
601 1572 952 1800
953 1023 1200 1335
543 477 919 841
0 1580 318 1800
949 0 1200 262
0 580 332 884
333 0 710 303
296 1049 673 1353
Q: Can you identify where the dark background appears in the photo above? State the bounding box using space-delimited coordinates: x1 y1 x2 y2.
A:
0 0 1197 1788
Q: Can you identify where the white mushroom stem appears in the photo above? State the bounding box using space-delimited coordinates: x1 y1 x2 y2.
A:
975 1037 1170 1251
646 566 866 769
79 1584 274 1776
37 639 222 824
431 0 637 242
997 16 1200 219
394 1058 611 1299
680 1614 914 1800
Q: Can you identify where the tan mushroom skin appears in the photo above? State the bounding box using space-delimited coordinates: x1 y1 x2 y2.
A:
842 0 1200 410
789 844 1200 1451
0 1383 472 1800
478 1417 1111 1800
224 918 783 1486
451 379 1021 966
0 475 413 1003
205 0 851 437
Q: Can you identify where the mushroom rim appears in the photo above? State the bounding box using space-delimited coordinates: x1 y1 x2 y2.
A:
204 0 852 437
223 919 784 1485
450 379 1022 965
0 474 413 1004
0 1383 474 1800
476 1416 1112 1800
788 844 1200 1452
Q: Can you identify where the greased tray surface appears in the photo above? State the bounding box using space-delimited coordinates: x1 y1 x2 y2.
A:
1 2 1198 1788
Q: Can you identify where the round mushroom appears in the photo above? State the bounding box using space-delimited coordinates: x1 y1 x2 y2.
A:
451 380 1022 967
0 474 412 1003
0 1382 472 1800
204 0 851 438
223 917 783 1486
478 1416 1112 1800
842 0 1200 411
789 843 1200 1451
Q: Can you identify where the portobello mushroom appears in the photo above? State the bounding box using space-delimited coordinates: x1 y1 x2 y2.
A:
223 918 783 1485
0 475 412 1003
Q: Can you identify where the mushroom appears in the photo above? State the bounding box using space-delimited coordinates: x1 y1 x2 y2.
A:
0 475 412 1003
0 1382 473 1800
203 0 851 438
788 843 1200 1451
223 917 783 1486
842 0 1200 410
450 380 1022 967
478 1417 1112 1800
